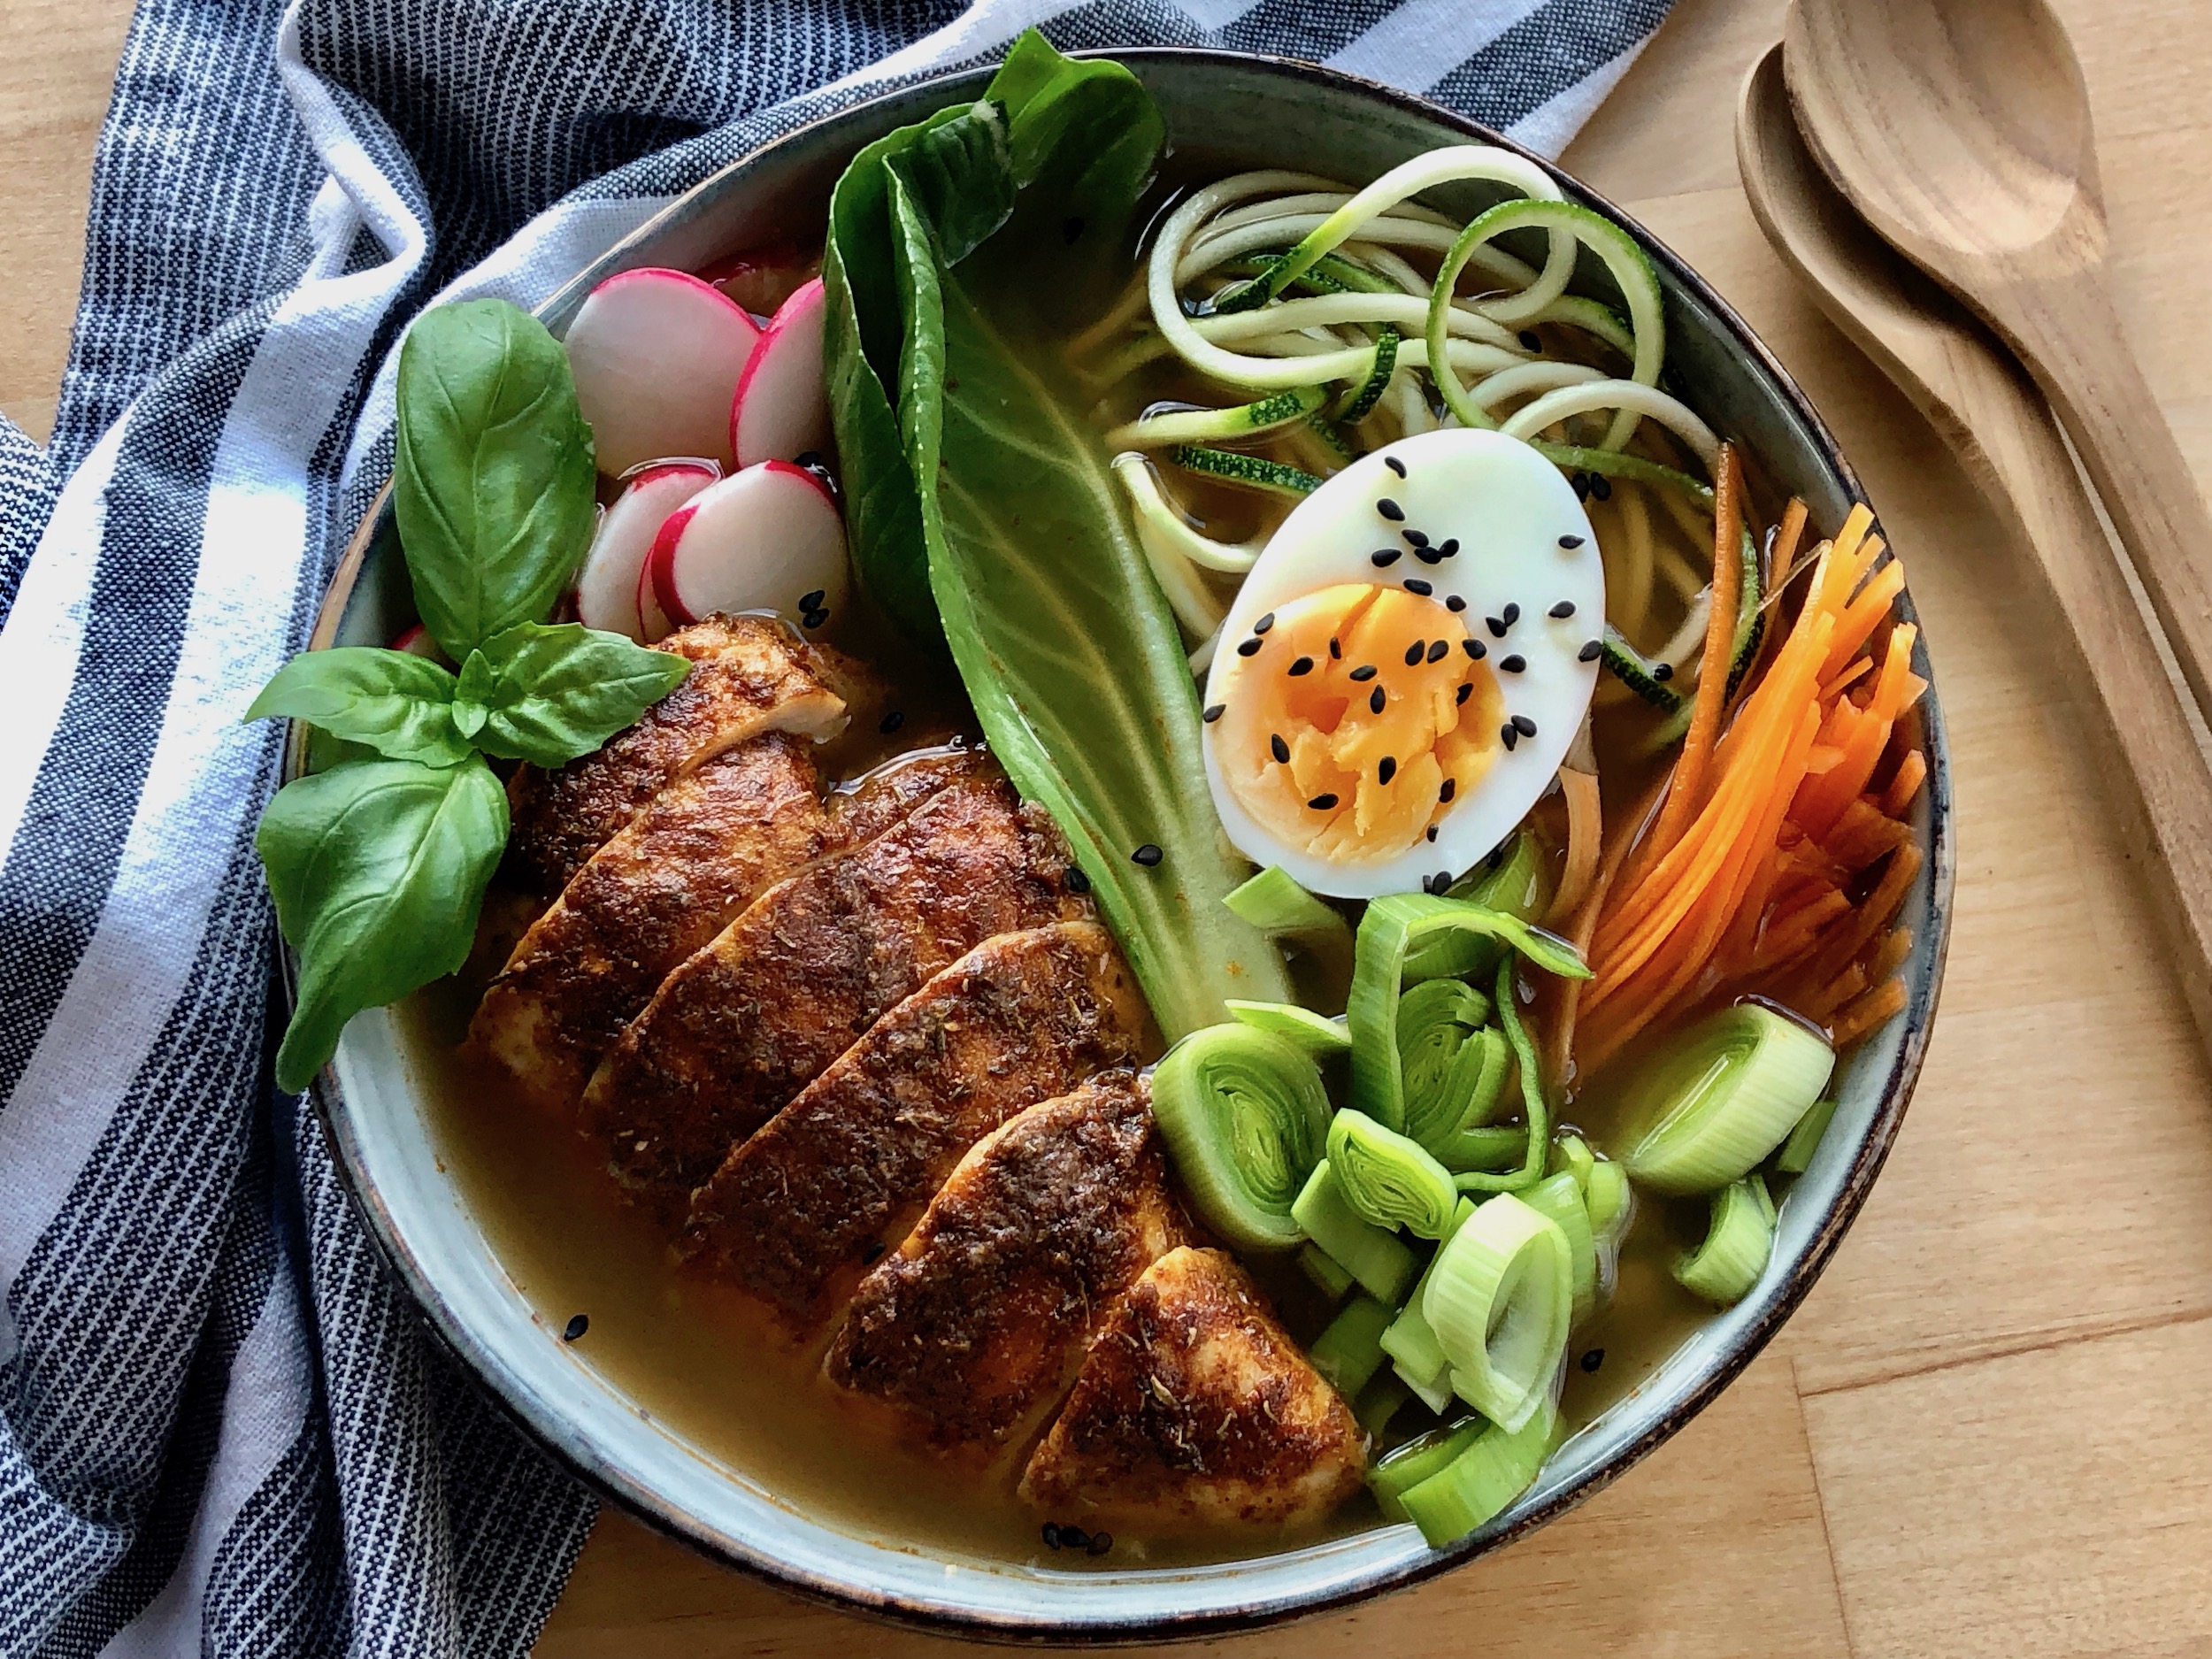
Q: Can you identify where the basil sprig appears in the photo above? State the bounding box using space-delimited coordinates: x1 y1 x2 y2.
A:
251 297 690 1091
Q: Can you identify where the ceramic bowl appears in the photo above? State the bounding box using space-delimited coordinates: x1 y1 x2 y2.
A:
303 48 1955 1644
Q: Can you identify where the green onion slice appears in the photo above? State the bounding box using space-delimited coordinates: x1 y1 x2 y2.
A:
1299 1240 1356 1303
1413 833 1553 981
1310 1293 1396 1398
1292 1160 1419 1303
1397 1393 1562 1548
1381 1197 1473 1395
1612 1003 1834 1194
1424 1193 1573 1432
1519 1171 1599 1325
1396 980 1517 1170
1673 1174 1776 1305
1581 1157 1634 1251
1370 1416 1486 1523
1348 894 1586 1135
1554 1133 1597 1189
1225 999 1353 1058
1327 1109 1460 1240
1774 1096 1839 1176
1151 1024 1332 1252
1451 951 1555 1194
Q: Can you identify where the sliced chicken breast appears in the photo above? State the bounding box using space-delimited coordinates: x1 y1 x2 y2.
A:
471 741 974 1107
826 1070 1185 1455
684 921 1148 1330
503 615 854 903
1019 1247 1367 1534
582 763 1085 1202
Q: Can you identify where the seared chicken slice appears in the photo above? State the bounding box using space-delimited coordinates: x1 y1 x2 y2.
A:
471 741 973 1107
1019 1247 1367 1533
503 615 854 903
685 921 1148 1329
826 1070 1184 1454
582 763 1085 1202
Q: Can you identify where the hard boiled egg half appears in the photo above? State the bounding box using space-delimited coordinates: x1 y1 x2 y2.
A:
1200 428 1604 900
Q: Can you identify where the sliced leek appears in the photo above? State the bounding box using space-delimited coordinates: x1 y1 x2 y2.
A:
1396 981 1516 1171
1451 951 1555 1194
1300 1240 1356 1303
1519 1171 1599 1325
1420 831 1555 979
1774 1096 1839 1176
1293 1159 1419 1303
1310 1293 1396 1398
1673 1174 1776 1304
1582 1157 1634 1251
1348 894 1587 1135
1397 1394 1560 1548
1355 1371 1413 1438
1612 1003 1834 1194
1370 1416 1485 1524
1381 1196 1473 1395
1424 1193 1572 1432
1224 864 1355 1007
1327 1109 1460 1240
1225 999 1354 1058
1151 1024 1332 1253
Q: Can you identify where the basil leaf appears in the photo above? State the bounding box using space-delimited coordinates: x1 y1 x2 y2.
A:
245 647 468 766
393 298 597 660
451 621 690 768
257 756 509 1091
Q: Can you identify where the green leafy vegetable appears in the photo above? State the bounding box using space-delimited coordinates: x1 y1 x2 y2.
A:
246 647 468 767
392 299 597 660
451 622 692 767
257 757 508 1090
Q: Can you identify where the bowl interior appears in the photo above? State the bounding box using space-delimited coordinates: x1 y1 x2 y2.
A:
316 50 1953 1641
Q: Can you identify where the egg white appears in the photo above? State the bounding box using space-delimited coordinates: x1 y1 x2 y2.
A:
1201 428 1604 900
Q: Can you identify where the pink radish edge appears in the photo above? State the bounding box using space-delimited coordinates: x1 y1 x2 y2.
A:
646 503 702 631
729 277 830 469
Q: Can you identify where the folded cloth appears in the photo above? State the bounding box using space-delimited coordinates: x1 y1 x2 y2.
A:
0 0 1671 1653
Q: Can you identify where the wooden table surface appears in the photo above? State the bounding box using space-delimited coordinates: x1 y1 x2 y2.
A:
8 0 2210 1652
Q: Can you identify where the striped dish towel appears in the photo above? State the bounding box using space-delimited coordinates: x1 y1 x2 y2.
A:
0 0 1671 1653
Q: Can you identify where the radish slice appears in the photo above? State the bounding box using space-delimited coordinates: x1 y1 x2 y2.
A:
575 463 716 641
648 462 849 634
392 625 442 661
636 531 678 644
731 278 831 469
565 269 758 476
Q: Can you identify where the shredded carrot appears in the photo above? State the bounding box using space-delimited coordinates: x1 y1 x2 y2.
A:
1574 493 1929 1077
1647 442 1744 860
1548 768 1603 925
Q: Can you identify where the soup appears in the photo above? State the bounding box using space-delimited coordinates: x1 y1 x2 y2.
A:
264 29 1924 1574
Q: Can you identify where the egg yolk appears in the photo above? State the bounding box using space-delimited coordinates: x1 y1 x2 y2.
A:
1214 584 1504 864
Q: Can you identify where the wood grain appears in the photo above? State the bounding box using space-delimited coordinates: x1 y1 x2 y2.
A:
5 0 2211 1654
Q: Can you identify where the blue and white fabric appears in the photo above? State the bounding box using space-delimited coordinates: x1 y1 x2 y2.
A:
0 0 1671 1652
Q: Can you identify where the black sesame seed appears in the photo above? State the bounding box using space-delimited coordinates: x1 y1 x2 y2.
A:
1486 615 1509 638
802 609 830 630
1590 474 1613 501
1425 639 1450 664
1500 653 1526 673
1578 639 1602 663
1512 713 1538 737
1518 329 1541 350
1377 497 1405 521
1558 534 1585 549
563 1314 588 1341
1237 636 1263 657
1202 703 1225 723
1403 641 1425 665
1549 600 1577 618
1464 639 1486 660
1421 872 1440 895
1580 1348 1606 1374
1440 778 1457 803
1288 656 1315 677
861 1240 887 1263
1370 686 1387 714
1652 662 1675 682
1271 733 1291 764
1455 682 1472 705
1446 595 1467 613
1572 473 1591 500
1435 870 1452 892
1308 793 1340 810
1435 538 1460 558
1371 548 1403 568
1502 603 1521 626
1087 1532 1114 1558
1254 611 1276 634
1415 546 1446 565
1065 865 1091 894
1379 756 1398 785
879 710 905 734
1348 664 1379 682
1062 1526 1093 1551
1132 842 1164 866
1404 528 1431 549
1501 723 1519 750
1426 826 1440 842
1043 1524 1064 1550
1384 455 1408 478
1329 636 1342 659
1405 578 1433 596
799 588 826 611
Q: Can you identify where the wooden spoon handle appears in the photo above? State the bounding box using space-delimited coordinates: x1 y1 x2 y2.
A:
2004 274 2212 730
1932 316 2212 1047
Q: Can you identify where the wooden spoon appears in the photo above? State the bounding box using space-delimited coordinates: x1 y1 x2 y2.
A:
1738 43 2212 1056
1782 0 2212 736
